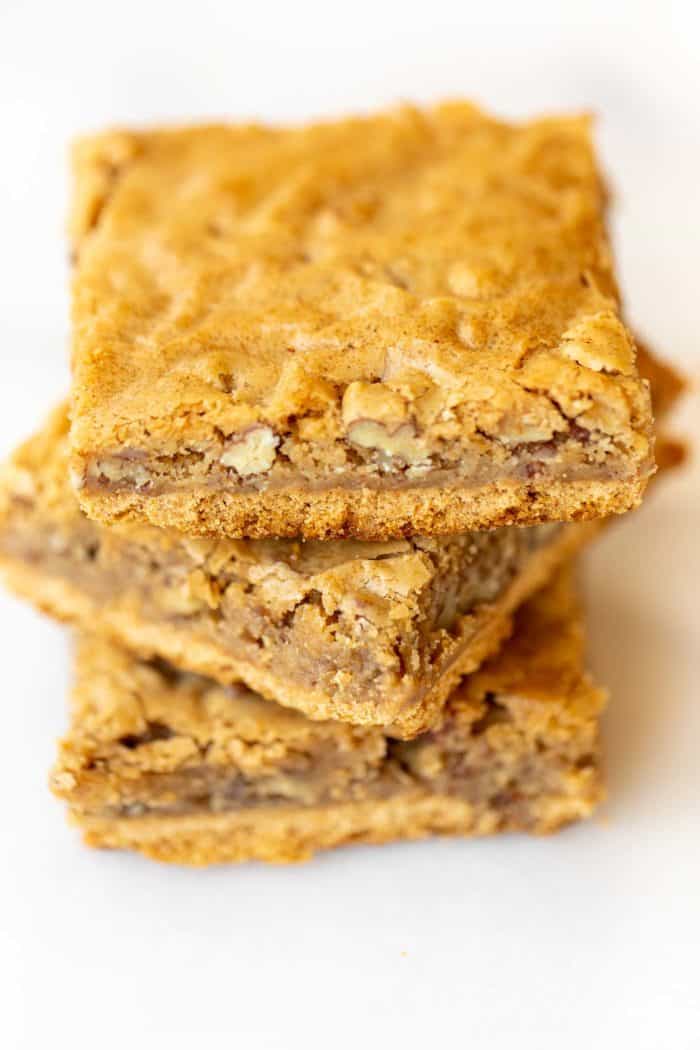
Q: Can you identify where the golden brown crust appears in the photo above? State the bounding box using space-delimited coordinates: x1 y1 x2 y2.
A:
75 790 601 866
69 103 654 538
76 475 647 541
54 570 606 865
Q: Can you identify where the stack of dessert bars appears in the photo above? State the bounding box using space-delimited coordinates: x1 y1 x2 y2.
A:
0 104 684 865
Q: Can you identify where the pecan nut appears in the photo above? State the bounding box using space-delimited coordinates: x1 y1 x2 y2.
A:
220 426 279 476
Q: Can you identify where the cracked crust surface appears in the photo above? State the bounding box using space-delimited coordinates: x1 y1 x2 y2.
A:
69 102 653 539
53 570 606 865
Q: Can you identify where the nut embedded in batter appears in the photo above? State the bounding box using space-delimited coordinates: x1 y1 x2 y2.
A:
220 425 279 476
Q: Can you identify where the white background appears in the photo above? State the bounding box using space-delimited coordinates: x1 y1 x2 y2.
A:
1 2 699 1047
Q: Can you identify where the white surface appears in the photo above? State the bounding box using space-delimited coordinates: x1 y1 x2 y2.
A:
1 3 699 1048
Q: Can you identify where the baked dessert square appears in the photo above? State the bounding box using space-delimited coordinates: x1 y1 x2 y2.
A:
51 569 606 865
0 406 593 737
0 345 680 736
69 103 654 540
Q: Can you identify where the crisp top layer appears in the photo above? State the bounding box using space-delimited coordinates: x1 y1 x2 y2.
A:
70 103 651 461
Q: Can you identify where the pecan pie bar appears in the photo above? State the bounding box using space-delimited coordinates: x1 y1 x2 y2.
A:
0 347 680 736
52 570 605 865
69 103 653 539
0 407 592 737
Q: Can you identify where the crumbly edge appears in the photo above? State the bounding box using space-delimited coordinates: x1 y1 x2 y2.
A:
1 404 576 731
53 632 391 815
71 342 673 540
75 473 643 541
76 417 650 502
0 488 558 728
69 785 603 866
55 710 600 823
54 560 607 864
53 566 605 821
0 517 599 736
